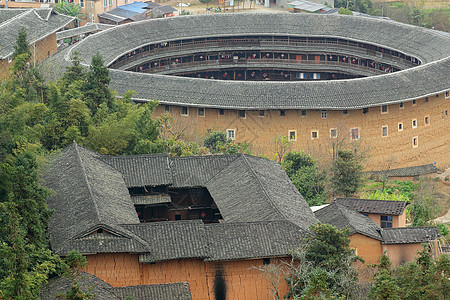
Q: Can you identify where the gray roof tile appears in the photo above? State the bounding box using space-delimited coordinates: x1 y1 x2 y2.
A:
41 271 192 300
334 198 408 215
107 283 192 300
56 23 115 41
367 163 439 178
0 8 74 58
315 202 383 240
381 227 441 244
55 13 450 110
99 154 172 187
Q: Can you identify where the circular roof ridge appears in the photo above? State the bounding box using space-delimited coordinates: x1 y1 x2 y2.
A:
64 13 450 110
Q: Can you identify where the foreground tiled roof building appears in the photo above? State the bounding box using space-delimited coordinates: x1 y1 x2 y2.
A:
44 143 444 298
44 142 317 299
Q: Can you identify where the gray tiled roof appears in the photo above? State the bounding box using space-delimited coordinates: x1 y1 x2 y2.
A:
204 221 306 261
42 143 321 258
205 155 318 229
152 5 176 15
0 8 74 59
107 283 192 300
334 198 408 215
367 163 439 178
131 220 306 262
41 271 192 300
314 202 383 240
170 154 239 187
381 227 441 244
56 23 115 41
44 143 145 255
99 154 172 187
41 271 118 300
131 194 171 205
57 13 450 110
124 220 209 262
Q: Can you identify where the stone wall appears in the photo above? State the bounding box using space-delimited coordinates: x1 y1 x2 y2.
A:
154 91 450 170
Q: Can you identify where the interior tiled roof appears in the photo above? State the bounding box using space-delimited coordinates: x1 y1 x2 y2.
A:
99 154 172 187
334 198 409 215
56 22 115 41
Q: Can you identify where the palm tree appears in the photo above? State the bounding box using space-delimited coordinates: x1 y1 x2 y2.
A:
53 1 86 27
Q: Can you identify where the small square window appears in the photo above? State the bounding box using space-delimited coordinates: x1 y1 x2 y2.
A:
301 110 307 116
363 108 369 114
238 110 246 118
382 126 388 137
259 110 265 117
446 91 450 98
436 94 439 98
227 129 235 140
311 131 319 139
380 215 393 228
164 105 170 112
181 106 188 116
424 116 429 125
381 105 388 114
412 136 418 148
398 123 403 132
175 214 182 220
280 110 286 116
425 97 429 102
351 128 359 140
412 119 417 128
412 99 416 106
321 110 327 119
198 107 205 116
288 130 297 141
219 109 224 115
343 110 348 115
330 128 337 138
399 102 404 109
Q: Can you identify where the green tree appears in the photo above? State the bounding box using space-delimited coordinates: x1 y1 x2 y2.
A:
282 151 327 206
83 53 114 115
409 179 440 226
285 224 360 299
368 253 401 300
338 7 353 15
52 1 86 27
13 27 31 59
204 131 228 153
392 248 449 300
331 149 363 197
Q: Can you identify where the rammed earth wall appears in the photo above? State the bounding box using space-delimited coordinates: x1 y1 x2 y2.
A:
84 254 290 300
155 91 450 170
